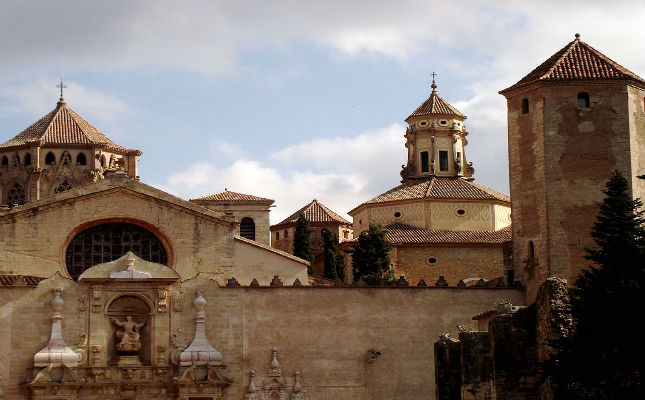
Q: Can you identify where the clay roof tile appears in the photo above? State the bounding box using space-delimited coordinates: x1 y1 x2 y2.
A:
273 199 350 227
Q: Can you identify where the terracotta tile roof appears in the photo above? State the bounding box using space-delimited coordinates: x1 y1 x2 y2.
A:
0 274 44 286
501 36 645 93
384 223 512 244
358 177 509 209
407 85 465 120
0 99 141 155
273 199 351 227
191 189 274 204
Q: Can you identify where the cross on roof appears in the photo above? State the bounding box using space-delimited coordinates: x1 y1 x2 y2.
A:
431 72 437 80
56 75 67 99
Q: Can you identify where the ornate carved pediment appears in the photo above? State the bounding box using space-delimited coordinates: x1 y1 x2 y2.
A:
78 252 179 281
246 348 309 400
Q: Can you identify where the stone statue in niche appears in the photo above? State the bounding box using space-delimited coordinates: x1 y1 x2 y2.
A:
111 316 145 352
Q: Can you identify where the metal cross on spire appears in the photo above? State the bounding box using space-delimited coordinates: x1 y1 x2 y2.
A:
430 71 437 92
56 75 67 100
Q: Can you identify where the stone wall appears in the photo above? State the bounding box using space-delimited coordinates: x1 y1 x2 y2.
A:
0 276 524 399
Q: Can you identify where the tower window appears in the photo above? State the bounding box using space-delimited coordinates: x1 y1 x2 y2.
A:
76 153 87 165
1 156 7 167
421 151 430 173
240 217 256 241
522 98 529 114
45 152 56 165
24 153 31 166
577 92 590 108
276 232 280 240
439 151 449 172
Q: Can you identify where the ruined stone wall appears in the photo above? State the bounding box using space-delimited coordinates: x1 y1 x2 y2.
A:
0 278 524 399
394 245 506 286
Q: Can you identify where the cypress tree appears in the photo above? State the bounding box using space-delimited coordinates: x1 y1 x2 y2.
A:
293 214 315 275
321 228 338 281
350 222 394 285
546 171 645 399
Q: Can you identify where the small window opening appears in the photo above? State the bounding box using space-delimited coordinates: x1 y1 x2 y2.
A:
456 152 461 160
276 232 280 240
577 92 590 108
101 155 107 168
440 120 447 125
24 153 31 166
394 211 402 218
456 209 466 216
529 240 535 259
421 151 430 173
284 230 288 238
439 151 449 172
343 230 349 239
76 153 87 165
45 152 56 165
240 217 255 241
522 98 529 114
1 156 8 167
428 257 437 264
420 121 427 126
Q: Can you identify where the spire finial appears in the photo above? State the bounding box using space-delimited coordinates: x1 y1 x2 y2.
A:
574 33 580 40
430 72 437 93
56 74 67 101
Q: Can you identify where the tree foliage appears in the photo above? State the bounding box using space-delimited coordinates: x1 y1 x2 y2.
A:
293 214 315 275
350 222 395 285
545 171 645 399
321 228 345 281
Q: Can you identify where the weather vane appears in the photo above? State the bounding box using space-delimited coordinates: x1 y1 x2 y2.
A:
56 75 67 99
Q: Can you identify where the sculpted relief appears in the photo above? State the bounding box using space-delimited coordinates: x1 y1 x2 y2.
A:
111 316 145 353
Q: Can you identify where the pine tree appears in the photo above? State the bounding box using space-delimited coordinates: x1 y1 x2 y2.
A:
350 222 395 285
293 214 315 275
546 171 645 399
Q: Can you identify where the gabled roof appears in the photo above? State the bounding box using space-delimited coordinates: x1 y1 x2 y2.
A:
190 189 274 204
500 35 645 94
406 81 465 121
0 99 141 155
272 199 350 228
384 223 512 245
349 177 509 215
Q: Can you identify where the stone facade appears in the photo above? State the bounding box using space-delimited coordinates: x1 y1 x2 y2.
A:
0 259 524 399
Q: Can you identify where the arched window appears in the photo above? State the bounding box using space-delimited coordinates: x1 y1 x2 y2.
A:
240 217 255 241
24 153 31 166
521 98 529 114
76 153 87 165
101 155 107 168
276 231 280 240
54 180 73 194
6 182 26 206
65 222 168 280
45 152 56 165
577 92 590 108
1 156 8 167
60 151 72 166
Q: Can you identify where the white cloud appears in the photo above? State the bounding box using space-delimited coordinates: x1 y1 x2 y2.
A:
0 78 131 126
157 124 406 223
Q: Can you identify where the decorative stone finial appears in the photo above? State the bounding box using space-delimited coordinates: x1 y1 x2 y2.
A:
292 278 302 287
178 291 223 366
33 289 81 368
575 33 580 40
417 279 427 287
247 369 257 392
396 275 408 287
226 277 241 287
435 276 448 287
293 371 302 392
250 278 260 287
270 275 283 287
109 252 150 279
268 347 281 377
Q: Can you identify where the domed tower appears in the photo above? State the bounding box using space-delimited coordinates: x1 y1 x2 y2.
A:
400 78 473 181
0 96 142 206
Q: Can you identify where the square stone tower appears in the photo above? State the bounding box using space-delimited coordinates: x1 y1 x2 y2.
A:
499 34 645 302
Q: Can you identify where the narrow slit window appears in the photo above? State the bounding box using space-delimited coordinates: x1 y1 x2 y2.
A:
439 151 449 172
522 98 529 114
421 151 430 173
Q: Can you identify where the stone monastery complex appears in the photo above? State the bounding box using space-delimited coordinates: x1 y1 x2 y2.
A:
0 34 643 399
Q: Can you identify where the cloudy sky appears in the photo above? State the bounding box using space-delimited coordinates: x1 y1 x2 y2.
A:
1 0 643 223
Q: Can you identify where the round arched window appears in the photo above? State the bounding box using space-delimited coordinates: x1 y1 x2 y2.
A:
65 222 168 280
240 217 255 241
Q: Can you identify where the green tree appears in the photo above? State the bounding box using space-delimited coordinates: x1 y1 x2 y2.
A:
546 171 645 399
350 222 395 285
293 214 315 275
321 228 346 281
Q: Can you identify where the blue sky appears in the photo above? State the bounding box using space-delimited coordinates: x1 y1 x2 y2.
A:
1 0 643 223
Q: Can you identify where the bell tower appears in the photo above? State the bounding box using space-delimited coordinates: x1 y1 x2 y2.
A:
500 34 645 302
400 77 473 182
